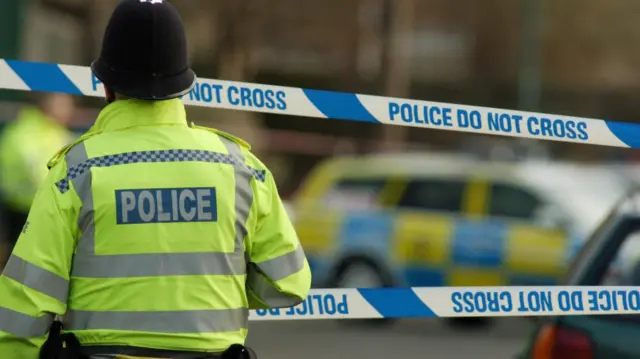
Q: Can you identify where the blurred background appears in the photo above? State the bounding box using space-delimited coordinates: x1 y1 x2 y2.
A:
2 0 640 358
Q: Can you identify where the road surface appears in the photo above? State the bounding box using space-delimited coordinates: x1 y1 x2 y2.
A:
247 319 534 359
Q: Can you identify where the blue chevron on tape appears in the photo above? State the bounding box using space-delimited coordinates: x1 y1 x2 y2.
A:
302 89 379 123
358 288 437 318
1 58 640 149
4 60 84 95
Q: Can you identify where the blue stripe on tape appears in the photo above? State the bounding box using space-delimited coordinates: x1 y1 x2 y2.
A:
604 120 638 148
358 288 436 318
5 60 83 95
303 89 379 123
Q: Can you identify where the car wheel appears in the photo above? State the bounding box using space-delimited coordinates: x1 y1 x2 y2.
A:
331 259 396 328
336 262 385 288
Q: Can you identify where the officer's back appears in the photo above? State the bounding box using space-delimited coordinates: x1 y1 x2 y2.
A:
0 1 311 358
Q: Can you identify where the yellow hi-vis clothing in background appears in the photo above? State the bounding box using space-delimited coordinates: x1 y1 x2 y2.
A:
0 99 312 358
0 106 74 213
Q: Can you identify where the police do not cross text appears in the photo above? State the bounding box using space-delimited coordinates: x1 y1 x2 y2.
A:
451 289 640 314
388 102 589 141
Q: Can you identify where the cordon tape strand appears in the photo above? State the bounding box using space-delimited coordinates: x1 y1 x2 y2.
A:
1 59 640 149
249 287 640 320
1 59 638 320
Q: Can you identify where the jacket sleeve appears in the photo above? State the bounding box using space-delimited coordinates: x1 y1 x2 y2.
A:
246 170 311 310
0 162 76 358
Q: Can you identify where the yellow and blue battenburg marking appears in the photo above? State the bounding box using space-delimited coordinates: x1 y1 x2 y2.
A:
332 212 567 287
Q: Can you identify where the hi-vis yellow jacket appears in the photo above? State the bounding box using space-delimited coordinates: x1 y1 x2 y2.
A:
0 99 311 358
0 106 74 212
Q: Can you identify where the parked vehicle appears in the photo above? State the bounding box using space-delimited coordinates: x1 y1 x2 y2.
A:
516 188 640 359
288 152 632 327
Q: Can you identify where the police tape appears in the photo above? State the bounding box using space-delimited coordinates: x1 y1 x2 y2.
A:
248 287 640 320
0 59 638 149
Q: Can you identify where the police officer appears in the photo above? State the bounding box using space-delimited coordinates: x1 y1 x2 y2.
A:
0 93 75 249
0 1 311 358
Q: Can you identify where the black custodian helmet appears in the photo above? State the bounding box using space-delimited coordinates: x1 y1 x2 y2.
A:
91 0 197 100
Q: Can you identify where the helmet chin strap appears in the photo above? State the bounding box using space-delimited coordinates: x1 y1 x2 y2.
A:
105 87 116 104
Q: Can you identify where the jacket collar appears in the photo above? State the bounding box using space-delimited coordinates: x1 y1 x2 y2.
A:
90 98 188 133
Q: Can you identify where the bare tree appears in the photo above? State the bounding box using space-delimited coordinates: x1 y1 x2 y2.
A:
378 0 415 152
206 0 265 151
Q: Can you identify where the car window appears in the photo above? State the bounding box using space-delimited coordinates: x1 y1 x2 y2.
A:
560 207 640 323
397 178 466 213
561 209 618 284
488 183 543 220
560 210 619 285
601 231 640 286
323 178 386 210
591 222 640 323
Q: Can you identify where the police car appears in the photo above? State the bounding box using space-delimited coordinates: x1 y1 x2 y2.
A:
289 152 632 328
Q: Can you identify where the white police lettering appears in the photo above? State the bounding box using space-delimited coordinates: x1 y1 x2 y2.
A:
116 187 217 224
196 189 213 220
120 191 136 223
156 190 170 221
138 191 155 222
179 189 196 221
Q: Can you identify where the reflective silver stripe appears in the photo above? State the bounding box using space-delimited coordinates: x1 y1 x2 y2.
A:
3 255 69 303
219 137 254 252
67 143 96 256
64 308 248 333
256 245 306 282
246 265 304 308
221 138 303 307
0 307 53 337
72 251 246 278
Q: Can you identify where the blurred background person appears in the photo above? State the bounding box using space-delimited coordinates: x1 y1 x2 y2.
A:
0 93 75 254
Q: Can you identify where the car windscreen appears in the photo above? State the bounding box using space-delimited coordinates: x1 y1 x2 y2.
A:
322 178 386 210
520 164 633 234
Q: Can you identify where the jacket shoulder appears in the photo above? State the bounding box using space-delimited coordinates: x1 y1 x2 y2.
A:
189 122 252 150
46 132 97 169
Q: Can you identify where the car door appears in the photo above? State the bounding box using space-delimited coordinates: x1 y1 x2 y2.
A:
447 177 509 287
518 211 640 359
486 182 569 285
293 177 389 282
392 177 469 287
561 215 640 359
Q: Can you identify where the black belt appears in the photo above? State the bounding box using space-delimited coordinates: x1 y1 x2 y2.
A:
81 345 224 358
39 321 256 359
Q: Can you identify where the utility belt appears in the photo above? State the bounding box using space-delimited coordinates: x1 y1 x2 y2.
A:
39 321 257 359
